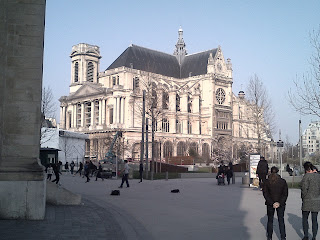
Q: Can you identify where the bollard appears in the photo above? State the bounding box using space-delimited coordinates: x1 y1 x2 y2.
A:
242 174 250 185
232 173 235 184
151 171 154 181
165 171 168 181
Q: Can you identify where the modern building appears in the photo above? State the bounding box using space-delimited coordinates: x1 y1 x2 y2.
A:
41 126 88 166
59 28 272 164
302 121 320 156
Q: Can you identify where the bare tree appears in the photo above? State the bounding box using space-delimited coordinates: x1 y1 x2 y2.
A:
134 71 168 173
40 86 57 144
289 26 320 116
246 74 275 152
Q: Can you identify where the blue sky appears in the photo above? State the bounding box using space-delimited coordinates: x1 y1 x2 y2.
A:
43 0 320 143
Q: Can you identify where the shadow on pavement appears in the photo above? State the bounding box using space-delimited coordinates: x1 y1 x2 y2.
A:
287 213 303 239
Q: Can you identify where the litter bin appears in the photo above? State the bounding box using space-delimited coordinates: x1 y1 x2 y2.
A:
242 173 250 185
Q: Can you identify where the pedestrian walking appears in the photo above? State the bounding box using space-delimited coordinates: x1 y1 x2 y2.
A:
119 160 130 188
225 166 233 185
75 162 83 176
256 156 269 191
301 161 320 240
64 162 69 173
47 164 53 180
70 161 75 174
139 163 143 183
51 163 61 185
95 163 104 181
84 161 90 183
263 166 288 240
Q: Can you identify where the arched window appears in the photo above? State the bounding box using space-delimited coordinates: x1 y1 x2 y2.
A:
162 118 169 132
176 94 180 112
202 143 210 159
163 141 173 158
152 89 157 109
87 62 94 82
84 102 91 127
189 142 198 154
162 91 169 109
177 141 187 156
188 95 192 113
74 62 79 82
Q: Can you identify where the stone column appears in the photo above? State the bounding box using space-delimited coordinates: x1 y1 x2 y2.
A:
101 99 106 125
91 101 95 127
115 97 118 123
0 0 46 220
73 104 77 128
168 90 176 112
81 103 84 127
98 100 102 125
121 97 125 124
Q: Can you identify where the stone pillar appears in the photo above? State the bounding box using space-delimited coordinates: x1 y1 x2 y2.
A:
98 100 102 125
81 103 84 127
0 0 46 220
180 92 188 113
168 90 176 112
101 99 106 125
91 101 95 127
121 97 125 124
115 97 119 123
73 104 77 128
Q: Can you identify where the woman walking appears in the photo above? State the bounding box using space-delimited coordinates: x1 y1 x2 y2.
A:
263 166 288 240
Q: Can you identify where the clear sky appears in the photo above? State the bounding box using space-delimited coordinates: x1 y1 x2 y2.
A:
43 0 320 144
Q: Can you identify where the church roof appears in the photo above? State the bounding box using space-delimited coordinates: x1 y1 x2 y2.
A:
106 44 217 79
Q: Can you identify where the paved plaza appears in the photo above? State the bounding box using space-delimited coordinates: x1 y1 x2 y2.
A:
0 174 308 240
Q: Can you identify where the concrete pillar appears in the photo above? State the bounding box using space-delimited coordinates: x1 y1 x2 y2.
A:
0 0 46 220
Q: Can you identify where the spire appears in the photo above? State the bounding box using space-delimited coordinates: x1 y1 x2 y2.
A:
173 26 187 65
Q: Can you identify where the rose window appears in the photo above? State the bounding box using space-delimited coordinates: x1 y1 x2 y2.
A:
216 88 225 104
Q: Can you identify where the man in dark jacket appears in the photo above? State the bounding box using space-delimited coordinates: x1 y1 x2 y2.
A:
256 156 269 190
263 166 288 240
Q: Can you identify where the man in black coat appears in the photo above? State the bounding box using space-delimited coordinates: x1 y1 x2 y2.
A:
263 166 288 240
256 156 269 190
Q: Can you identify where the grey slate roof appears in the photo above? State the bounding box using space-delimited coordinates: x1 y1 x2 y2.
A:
106 44 217 79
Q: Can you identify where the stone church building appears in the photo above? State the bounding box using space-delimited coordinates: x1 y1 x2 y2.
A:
59 28 273 164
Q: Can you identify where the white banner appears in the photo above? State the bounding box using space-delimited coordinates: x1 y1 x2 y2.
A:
249 154 260 179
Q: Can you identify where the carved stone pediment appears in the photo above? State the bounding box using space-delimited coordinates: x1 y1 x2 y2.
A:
69 83 105 100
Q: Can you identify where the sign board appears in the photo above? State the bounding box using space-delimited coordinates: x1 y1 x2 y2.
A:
277 140 284 148
249 154 260 179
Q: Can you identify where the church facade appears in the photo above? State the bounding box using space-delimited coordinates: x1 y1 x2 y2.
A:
59 28 273 164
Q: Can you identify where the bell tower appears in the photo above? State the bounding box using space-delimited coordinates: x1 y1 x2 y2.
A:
70 43 101 93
